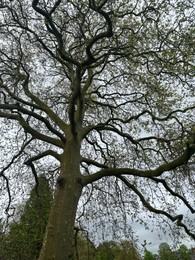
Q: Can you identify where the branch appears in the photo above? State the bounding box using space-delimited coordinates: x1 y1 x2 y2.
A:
80 156 109 169
49 0 62 15
150 177 195 213
22 75 67 132
0 112 63 148
0 103 66 143
32 0 62 42
83 124 137 145
82 143 195 185
82 0 113 66
0 137 33 213
68 68 82 136
32 0 80 66
1 83 42 110
25 161 39 194
94 106 195 125
24 150 61 195
24 149 61 164
118 176 195 240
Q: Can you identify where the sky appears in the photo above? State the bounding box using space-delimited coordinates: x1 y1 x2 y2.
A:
133 215 195 254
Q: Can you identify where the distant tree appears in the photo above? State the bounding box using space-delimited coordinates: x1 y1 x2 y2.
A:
144 249 156 260
4 176 52 260
96 240 140 260
158 242 177 260
0 223 7 260
189 248 195 260
96 241 117 260
116 240 141 260
178 244 191 260
72 230 96 260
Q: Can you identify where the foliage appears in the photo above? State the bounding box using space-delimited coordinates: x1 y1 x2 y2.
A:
178 244 191 260
72 231 96 260
0 223 7 260
96 240 141 260
145 242 193 260
158 243 177 260
144 249 156 260
1 176 52 260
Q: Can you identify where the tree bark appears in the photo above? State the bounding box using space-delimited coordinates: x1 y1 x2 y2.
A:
39 139 83 260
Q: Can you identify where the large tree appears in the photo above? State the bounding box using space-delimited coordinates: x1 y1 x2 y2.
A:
0 0 195 259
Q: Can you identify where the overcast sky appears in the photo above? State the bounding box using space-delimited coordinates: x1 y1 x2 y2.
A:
134 217 195 254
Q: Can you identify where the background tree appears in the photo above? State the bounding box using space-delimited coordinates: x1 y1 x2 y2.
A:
96 240 140 260
158 242 177 260
96 241 118 260
144 249 156 260
178 244 191 260
0 0 195 259
72 230 96 260
116 240 141 260
0 222 7 260
1 176 52 260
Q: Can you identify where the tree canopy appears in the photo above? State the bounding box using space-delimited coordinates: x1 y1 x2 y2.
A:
144 243 193 260
0 0 195 259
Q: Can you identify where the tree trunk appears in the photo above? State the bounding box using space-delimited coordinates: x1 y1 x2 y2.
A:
39 139 83 260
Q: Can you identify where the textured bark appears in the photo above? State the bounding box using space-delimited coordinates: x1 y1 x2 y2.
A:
39 139 83 260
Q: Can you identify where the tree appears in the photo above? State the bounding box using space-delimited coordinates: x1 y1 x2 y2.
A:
116 240 141 260
96 241 117 260
72 230 96 260
144 249 156 260
0 0 195 259
0 222 7 260
178 244 191 260
158 243 177 260
1 176 52 259
96 240 140 260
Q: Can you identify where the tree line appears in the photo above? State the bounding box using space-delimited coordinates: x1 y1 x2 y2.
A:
144 243 194 260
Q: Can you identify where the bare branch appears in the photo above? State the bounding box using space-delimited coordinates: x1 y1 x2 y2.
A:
150 177 195 214
22 75 68 132
80 156 109 169
118 175 195 240
0 137 33 213
82 0 113 66
0 112 63 148
25 150 61 164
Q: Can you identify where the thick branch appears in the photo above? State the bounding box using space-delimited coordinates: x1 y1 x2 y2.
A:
32 0 80 66
82 0 113 66
22 75 67 132
25 149 61 164
81 156 109 169
68 68 82 136
82 143 195 185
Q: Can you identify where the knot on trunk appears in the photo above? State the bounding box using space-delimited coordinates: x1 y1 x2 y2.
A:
57 177 66 187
